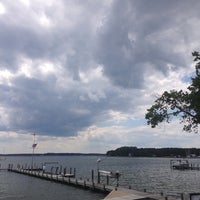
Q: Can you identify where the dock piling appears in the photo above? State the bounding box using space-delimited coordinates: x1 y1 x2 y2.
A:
91 170 94 183
98 171 100 183
74 168 76 177
106 175 109 185
181 193 184 200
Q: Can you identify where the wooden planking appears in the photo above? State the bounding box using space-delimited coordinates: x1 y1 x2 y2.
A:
9 168 113 194
8 168 182 200
104 188 171 200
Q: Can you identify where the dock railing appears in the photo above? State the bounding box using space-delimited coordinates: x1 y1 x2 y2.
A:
97 170 120 186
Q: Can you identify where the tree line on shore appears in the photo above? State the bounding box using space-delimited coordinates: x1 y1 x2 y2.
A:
106 146 200 157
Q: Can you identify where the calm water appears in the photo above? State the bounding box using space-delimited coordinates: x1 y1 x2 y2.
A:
1 156 200 199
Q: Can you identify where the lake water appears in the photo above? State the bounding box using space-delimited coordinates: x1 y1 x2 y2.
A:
1 156 200 199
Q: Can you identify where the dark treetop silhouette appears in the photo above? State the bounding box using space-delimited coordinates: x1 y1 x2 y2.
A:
145 51 200 133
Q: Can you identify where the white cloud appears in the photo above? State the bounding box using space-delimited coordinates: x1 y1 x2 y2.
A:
0 2 6 14
37 13 52 27
0 69 14 86
19 0 30 7
108 110 133 123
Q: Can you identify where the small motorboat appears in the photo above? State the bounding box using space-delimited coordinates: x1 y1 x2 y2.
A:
170 159 190 170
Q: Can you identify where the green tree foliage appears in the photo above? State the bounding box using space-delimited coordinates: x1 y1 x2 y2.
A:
106 146 200 157
145 51 200 133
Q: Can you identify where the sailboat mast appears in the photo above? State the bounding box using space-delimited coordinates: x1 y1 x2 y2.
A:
31 133 37 169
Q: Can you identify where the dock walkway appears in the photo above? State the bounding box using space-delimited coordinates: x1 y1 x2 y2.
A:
8 167 183 200
104 188 167 200
9 168 113 195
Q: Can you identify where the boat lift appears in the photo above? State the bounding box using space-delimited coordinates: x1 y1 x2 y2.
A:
97 170 120 186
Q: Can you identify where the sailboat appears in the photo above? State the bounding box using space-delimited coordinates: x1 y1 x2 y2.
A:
32 133 37 151
31 133 38 170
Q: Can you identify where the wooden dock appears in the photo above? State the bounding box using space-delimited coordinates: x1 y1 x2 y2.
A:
8 167 113 195
104 188 169 200
7 166 184 200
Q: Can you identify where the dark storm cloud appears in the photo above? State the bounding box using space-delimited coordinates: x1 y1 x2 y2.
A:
96 0 200 88
0 0 200 137
0 75 89 135
0 73 135 136
0 0 113 136
0 0 98 72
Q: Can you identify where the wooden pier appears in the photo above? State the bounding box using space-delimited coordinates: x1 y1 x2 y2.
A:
104 188 171 200
8 166 113 195
6 165 185 200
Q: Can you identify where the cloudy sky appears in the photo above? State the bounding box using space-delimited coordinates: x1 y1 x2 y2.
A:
0 0 200 154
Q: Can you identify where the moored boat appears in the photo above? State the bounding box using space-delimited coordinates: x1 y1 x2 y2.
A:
170 159 190 170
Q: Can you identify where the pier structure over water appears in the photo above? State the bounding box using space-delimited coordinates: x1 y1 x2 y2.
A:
6 164 190 200
170 159 200 170
7 164 116 195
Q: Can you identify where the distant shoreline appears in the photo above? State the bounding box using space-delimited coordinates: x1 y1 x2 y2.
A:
0 153 106 157
106 146 200 158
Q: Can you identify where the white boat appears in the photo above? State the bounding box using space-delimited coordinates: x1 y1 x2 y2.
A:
170 159 190 170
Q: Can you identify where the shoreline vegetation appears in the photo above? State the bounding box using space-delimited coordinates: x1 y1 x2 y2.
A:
106 146 200 158
2 146 200 158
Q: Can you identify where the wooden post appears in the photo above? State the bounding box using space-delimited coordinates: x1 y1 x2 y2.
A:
51 167 53 180
70 167 72 174
97 171 100 184
59 165 62 174
181 193 184 200
84 180 86 188
92 182 95 190
64 167 66 176
74 168 76 177
91 170 94 183
106 175 109 185
55 167 59 175
116 171 119 187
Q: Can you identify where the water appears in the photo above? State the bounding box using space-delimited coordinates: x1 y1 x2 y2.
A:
1 156 200 199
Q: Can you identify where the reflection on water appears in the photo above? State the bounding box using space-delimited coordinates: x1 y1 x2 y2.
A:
1 156 200 199
0 169 105 200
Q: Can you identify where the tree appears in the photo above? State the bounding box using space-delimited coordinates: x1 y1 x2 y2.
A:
145 51 200 133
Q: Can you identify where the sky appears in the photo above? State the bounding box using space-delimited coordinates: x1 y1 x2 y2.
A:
0 0 200 154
